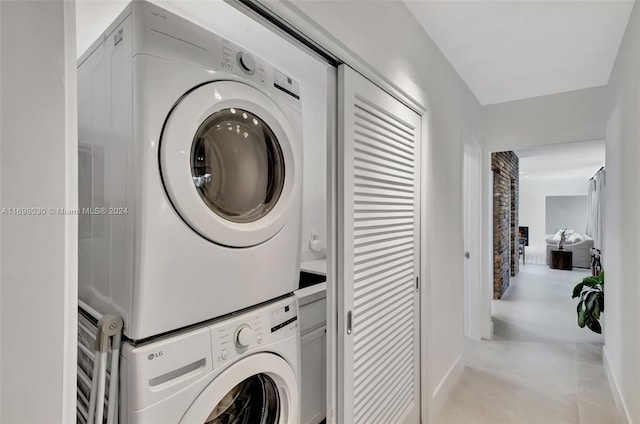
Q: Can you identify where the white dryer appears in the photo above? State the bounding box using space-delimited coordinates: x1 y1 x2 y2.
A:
119 296 300 423
77 1 302 340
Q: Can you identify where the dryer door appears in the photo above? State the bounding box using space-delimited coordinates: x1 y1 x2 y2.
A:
161 81 297 247
180 353 299 424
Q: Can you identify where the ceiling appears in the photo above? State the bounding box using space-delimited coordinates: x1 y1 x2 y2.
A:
76 0 130 56
515 140 605 179
404 0 634 105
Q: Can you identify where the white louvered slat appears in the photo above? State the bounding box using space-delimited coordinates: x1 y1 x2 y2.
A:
337 65 420 424
354 148 414 176
354 266 414 300
355 227 414 243
354 175 414 192
354 131 414 161
355 190 414 203
353 315 412 376
355 106 415 146
354 168 414 188
354 216 414 228
355 231 414 249
353 250 413 279
354 211 414 222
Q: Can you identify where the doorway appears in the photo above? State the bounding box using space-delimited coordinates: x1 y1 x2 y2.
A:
490 140 605 343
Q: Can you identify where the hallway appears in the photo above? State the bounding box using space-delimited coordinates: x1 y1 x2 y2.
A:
436 265 623 424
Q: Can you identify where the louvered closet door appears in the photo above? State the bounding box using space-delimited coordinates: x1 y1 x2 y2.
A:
337 65 421 424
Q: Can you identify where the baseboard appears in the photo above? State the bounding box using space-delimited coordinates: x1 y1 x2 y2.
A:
602 346 632 423
501 282 514 299
429 355 464 422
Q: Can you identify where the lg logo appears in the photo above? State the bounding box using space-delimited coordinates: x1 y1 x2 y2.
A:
147 351 164 360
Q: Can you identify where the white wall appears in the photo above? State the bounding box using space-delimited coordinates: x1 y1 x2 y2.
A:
545 195 588 235
519 177 590 248
287 1 484 419
0 1 77 422
603 1 640 421
483 85 607 152
75 0 329 263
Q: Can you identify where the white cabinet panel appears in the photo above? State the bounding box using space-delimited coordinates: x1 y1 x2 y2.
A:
301 326 327 424
300 298 327 334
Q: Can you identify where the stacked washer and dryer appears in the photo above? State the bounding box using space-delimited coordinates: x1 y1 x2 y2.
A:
78 2 303 422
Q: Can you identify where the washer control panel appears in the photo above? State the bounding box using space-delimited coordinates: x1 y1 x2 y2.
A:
270 301 297 333
121 297 298 411
211 297 298 369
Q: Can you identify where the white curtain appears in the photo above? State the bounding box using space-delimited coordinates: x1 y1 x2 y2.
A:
586 168 605 249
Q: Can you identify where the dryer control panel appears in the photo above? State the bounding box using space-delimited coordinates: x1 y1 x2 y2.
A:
218 38 300 100
220 39 267 85
210 297 298 369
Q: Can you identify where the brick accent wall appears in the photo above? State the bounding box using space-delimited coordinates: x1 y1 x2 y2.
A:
492 151 519 299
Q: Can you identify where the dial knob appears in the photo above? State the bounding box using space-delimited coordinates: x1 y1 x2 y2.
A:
237 52 256 75
235 325 254 348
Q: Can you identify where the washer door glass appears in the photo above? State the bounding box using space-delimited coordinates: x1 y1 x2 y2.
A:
192 108 285 224
205 373 280 424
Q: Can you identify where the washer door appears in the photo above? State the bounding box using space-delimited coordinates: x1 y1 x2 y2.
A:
161 81 296 247
180 353 299 424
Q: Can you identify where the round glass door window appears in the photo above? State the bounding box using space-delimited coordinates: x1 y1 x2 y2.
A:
204 374 280 424
191 108 285 223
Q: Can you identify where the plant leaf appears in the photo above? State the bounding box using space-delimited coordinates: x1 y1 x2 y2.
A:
573 277 600 298
586 317 602 334
585 290 597 309
577 302 586 328
586 291 603 320
581 276 600 286
572 283 585 298
598 295 605 313
591 296 601 320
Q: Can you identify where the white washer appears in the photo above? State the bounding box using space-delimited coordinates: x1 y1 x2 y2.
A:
77 1 303 340
119 296 300 424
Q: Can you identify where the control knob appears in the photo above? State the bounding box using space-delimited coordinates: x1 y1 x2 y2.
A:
235 325 254 348
237 52 256 75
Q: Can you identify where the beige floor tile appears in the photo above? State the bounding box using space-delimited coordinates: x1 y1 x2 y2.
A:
573 343 603 365
579 399 625 424
575 361 618 411
438 366 580 424
434 265 620 424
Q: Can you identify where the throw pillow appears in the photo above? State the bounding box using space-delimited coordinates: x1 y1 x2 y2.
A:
568 233 583 243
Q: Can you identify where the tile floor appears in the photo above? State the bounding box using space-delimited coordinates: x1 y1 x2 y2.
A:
435 264 624 424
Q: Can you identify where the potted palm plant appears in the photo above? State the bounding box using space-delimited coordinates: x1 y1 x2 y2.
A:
558 228 569 249
572 271 604 333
